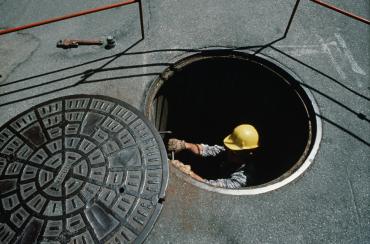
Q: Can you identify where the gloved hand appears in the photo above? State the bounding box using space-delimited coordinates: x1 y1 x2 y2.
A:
168 138 186 153
170 160 192 175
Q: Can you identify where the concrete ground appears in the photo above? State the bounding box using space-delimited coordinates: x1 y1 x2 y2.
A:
0 0 369 243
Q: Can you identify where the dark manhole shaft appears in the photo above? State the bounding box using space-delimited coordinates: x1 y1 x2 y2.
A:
0 95 168 244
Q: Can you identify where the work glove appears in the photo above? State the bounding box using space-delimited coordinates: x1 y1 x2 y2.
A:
170 160 192 175
168 138 186 153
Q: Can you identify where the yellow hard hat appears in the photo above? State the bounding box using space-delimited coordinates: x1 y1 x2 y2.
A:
223 124 259 150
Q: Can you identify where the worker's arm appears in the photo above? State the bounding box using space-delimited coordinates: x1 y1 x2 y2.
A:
189 171 206 182
184 142 202 155
168 139 201 154
204 171 247 189
170 160 205 182
168 138 225 157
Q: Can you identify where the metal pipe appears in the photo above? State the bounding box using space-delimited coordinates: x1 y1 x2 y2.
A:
0 0 137 36
310 0 370 25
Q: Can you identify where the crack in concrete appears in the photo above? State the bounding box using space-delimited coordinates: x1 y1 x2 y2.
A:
0 32 40 85
345 164 362 236
146 0 152 34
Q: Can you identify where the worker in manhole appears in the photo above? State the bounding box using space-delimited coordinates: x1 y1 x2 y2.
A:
168 124 259 188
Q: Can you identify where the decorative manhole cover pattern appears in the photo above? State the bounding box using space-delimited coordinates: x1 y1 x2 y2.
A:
0 95 168 244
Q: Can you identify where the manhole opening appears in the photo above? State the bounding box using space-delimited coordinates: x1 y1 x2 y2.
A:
144 51 320 191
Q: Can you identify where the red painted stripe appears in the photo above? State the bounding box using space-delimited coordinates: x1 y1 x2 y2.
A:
0 0 137 35
311 0 370 25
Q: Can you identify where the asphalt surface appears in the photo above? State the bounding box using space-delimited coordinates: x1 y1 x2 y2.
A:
0 0 369 243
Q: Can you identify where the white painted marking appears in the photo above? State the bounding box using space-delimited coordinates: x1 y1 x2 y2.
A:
288 48 321 56
317 35 347 79
275 44 323 56
275 44 321 48
276 34 366 79
334 33 366 76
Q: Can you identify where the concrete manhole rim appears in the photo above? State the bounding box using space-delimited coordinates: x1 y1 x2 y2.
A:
144 50 322 195
0 94 169 243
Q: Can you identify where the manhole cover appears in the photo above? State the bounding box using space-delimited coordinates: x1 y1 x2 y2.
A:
0 95 168 243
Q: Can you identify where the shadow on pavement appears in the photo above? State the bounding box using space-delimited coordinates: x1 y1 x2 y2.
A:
0 0 368 147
